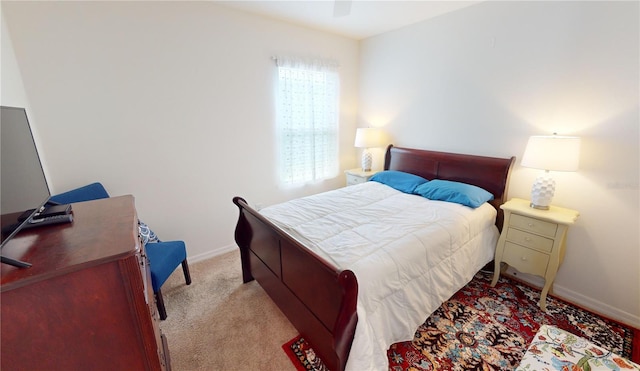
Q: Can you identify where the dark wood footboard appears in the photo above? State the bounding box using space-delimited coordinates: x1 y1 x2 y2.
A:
233 196 358 371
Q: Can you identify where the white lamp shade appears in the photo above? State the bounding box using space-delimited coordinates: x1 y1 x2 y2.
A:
354 128 385 148
521 135 581 172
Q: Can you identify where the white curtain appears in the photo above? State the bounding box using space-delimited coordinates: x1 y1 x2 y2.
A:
275 56 340 185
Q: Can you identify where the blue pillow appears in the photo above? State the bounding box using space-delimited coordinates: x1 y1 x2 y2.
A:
369 170 428 194
413 179 493 208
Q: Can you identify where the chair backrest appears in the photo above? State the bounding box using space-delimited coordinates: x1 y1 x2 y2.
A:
49 182 110 204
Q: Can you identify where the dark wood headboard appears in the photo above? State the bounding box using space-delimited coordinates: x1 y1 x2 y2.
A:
384 145 515 230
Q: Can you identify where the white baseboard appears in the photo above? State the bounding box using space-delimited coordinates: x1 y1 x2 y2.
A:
187 243 237 264
505 267 640 328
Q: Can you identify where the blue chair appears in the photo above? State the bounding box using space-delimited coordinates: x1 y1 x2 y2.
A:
48 182 110 204
50 182 192 320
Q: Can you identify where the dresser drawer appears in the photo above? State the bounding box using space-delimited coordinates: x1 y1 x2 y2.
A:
510 214 558 237
346 173 367 186
503 242 549 276
506 228 554 253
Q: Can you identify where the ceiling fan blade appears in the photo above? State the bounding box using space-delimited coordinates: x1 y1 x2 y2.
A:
333 0 352 17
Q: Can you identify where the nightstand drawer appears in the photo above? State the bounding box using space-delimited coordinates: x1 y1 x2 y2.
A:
510 214 558 237
503 242 549 276
346 173 367 186
506 228 554 253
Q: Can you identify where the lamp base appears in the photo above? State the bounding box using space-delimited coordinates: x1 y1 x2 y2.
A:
530 173 555 210
529 203 550 210
361 148 372 172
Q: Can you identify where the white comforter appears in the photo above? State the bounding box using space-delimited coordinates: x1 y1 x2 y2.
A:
260 181 498 371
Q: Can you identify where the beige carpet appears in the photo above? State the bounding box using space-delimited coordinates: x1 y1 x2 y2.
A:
159 250 298 370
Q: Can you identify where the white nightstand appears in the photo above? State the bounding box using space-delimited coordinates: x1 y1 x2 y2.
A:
491 198 579 311
344 168 379 186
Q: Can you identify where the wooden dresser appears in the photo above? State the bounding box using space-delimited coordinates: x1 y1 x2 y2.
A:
1 196 170 370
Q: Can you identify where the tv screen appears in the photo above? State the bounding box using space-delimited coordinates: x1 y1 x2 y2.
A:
1 106 51 250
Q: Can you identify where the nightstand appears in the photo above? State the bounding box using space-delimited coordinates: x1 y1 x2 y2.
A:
491 198 579 311
345 168 379 186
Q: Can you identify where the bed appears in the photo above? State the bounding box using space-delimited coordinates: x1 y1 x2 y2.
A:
233 145 515 371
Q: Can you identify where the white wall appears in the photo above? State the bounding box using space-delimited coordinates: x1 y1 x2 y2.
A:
1 9 27 107
2 2 359 261
359 1 639 326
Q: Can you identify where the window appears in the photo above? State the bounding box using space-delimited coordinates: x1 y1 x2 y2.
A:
275 57 339 185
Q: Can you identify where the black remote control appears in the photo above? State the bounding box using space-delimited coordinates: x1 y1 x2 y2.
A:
23 214 74 229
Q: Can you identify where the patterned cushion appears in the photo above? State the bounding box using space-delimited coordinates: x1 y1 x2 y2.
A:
516 325 640 370
139 221 160 245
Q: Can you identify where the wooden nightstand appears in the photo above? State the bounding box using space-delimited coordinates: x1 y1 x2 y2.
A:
491 198 579 311
344 168 379 186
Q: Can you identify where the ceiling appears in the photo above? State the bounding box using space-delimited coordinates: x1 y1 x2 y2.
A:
217 1 481 40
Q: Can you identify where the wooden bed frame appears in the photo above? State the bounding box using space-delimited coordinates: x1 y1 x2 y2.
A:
233 145 515 371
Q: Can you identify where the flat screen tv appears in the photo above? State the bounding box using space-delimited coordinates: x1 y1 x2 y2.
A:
1 106 51 267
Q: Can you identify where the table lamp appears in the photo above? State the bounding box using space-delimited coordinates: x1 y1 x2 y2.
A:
521 134 581 210
354 128 384 172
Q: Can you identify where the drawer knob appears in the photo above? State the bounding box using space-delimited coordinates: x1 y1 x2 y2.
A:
527 223 535 227
524 237 532 242
521 256 528 261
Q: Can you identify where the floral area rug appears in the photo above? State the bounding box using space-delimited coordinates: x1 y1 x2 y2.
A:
283 336 330 371
283 271 639 371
